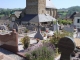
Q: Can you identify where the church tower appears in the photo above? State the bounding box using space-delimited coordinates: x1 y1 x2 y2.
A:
26 0 46 14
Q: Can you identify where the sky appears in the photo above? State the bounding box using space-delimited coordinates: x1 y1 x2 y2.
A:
0 0 80 9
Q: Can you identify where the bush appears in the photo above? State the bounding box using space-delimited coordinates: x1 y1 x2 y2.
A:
21 36 30 49
25 46 54 60
24 29 29 33
58 20 72 25
50 31 73 46
44 33 46 37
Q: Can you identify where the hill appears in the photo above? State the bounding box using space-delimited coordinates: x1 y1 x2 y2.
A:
0 6 80 19
58 6 80 19
0 8 23 19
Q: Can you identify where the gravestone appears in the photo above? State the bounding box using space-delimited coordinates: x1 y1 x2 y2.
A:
0 25 8 30
58 37 76 60
9 22 14 30
13 22 18 32
41 27 46 31
54 24 59 32
9 22 18 32
62 26 74 33
76 28 80 38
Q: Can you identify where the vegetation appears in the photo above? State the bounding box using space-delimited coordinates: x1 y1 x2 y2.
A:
0 6 80 19
21 36 30 49
24 29 29 33
58 6 80 19
25 46 54 60
0 8 23 18
58 20 72 25
50 31 73 46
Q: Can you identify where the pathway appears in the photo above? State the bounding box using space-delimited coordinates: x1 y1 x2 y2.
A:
0 48 25 60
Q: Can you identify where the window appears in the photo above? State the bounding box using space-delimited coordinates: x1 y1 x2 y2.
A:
77 19 80 23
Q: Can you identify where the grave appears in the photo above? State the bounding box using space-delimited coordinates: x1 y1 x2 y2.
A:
58 37 76 60
54 23 60 32
9 22 14 30
9 22 18 32
0 29 18 53
62 26 74 33
13 22 18 32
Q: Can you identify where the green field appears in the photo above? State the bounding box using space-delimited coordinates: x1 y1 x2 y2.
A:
0 14 4 17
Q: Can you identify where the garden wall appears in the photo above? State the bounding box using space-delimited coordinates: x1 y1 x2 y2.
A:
0 29 18 53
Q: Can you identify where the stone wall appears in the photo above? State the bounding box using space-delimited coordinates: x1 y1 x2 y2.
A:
26 0 38 14
38 0 46 14
46 8 57 18
26 0 46 14
53 9 57 18
25 0 57 18
0 29 18 53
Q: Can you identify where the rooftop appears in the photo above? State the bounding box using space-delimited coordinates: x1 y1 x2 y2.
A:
46 0 57 9
74 12 80 17
12 11 22 18
20 14 56 22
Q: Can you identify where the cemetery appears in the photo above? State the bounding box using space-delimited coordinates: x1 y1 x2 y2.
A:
0 0 80 60
0 18 80 60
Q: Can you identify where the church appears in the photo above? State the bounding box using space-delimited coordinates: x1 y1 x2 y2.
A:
10 0 57 25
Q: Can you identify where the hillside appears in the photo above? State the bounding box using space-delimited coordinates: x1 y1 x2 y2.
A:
58 6 80 18
0 6 80 19
0 8 23 19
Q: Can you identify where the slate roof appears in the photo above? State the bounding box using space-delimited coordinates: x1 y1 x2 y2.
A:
74 12 80 17
46 0 57 9
12 11 22 18
70 12 79 18
20 14 56 23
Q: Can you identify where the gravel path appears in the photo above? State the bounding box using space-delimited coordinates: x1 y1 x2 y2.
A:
0 48 25 60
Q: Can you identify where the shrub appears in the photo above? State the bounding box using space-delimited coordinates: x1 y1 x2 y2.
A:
25 46 54 60
58 20 72 25
21 36 30 49
44 33 46 37
53 21 57 24
24 29 29 33
50 31 73 46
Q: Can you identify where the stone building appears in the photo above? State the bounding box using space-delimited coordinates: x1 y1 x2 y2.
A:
21 0 57 17
10 0 57 25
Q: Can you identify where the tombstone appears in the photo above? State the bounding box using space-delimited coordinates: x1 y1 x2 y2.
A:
41 27 46 31
13 22 18 32
76 28 80 38
58 37 75 60
62 26 74 33
54 23 59 32
9 22 14 30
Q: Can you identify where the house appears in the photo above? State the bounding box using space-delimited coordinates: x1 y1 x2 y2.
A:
74 12 80 29
10 0 57 25
70 12 78 22
10 11 22 22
